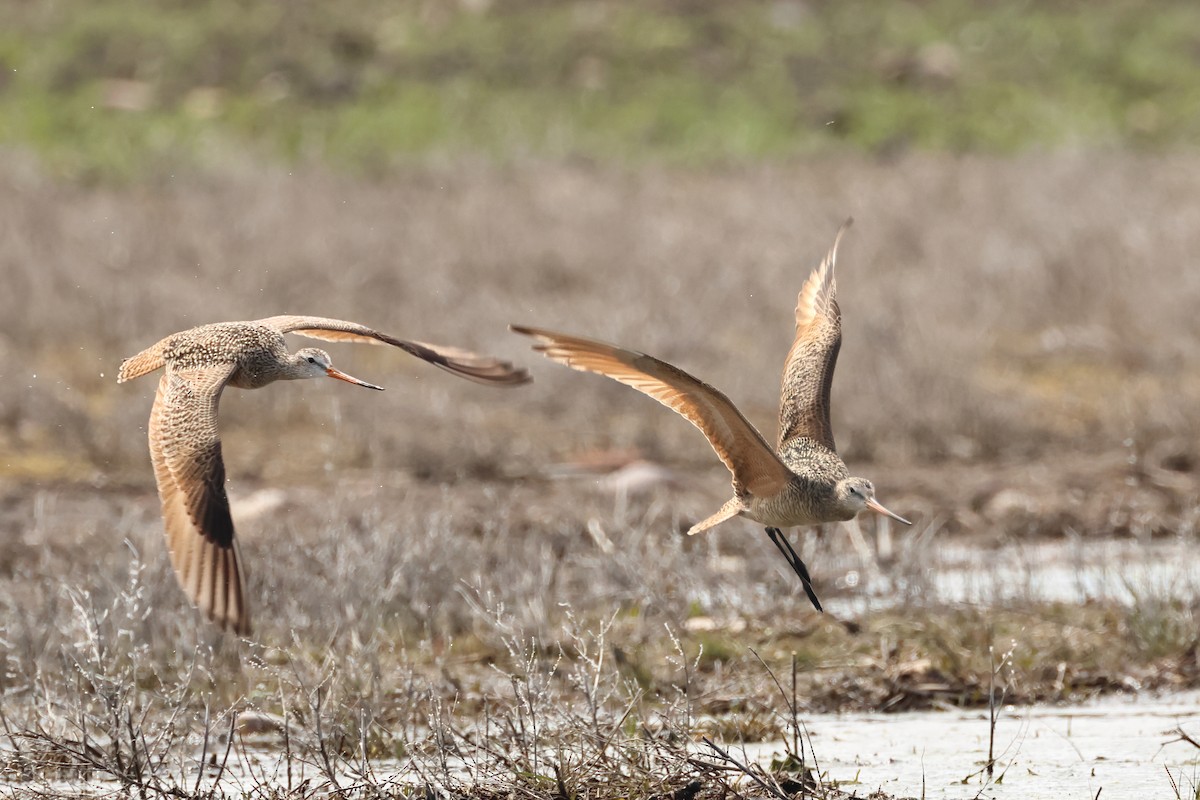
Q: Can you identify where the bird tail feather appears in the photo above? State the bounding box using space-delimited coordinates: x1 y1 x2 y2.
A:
118 338 169 383
687 497 744 536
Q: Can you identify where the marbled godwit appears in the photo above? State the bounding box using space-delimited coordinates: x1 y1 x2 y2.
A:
513 221 909 611
119 315 529 634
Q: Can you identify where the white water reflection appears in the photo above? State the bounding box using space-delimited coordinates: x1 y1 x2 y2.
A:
826 537 1200 616
744 690 1200 799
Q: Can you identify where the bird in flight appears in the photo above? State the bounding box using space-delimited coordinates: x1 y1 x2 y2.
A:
119 315 529 634
513 221 909 611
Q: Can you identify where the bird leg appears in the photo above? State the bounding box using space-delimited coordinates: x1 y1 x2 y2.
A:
765 527 823 612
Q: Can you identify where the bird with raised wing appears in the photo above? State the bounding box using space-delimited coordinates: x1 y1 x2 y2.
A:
119 315 530 634
512 221 909 611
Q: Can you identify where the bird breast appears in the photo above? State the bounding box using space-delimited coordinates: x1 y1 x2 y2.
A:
745 481 830 528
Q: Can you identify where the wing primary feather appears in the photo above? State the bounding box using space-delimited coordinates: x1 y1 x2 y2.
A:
512 325 793 498
229 546 250 635
794 218 851 333
149 365 251 635
256 315 530 386
777 221 852 452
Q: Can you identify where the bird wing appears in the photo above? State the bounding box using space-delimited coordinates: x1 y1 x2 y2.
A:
777 220 851 452
512 326 794 498
149 363 250 635
254 315 530 386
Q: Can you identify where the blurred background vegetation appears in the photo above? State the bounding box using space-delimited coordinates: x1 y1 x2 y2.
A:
3 0 1199 179
4 0 1200 487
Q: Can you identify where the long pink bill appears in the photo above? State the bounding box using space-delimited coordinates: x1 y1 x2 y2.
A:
866 497 911 525
326 367 384 391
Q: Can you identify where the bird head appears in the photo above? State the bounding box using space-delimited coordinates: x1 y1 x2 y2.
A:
294 348 384 390
836 477 911 525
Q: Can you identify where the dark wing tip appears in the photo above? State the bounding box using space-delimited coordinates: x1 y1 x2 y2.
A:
210 605 251 635
209 609 251 636
229 614 252 636
442 363 531 386
455 360 533 386
509 324 546 341
211 545 251 636
390 337 531 386
428 349 532 386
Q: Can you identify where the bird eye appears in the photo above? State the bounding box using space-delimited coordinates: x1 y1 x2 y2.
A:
307 356 316 364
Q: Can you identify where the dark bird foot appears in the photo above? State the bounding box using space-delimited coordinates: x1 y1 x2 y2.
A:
765 527 823 612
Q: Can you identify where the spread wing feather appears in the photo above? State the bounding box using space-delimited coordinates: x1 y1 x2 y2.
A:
149 364 250 635
778 220 851 452
255 315 529 386
512 326 794 498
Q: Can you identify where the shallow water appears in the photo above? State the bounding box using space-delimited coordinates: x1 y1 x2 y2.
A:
825 537 1200 616
743 689 1200 799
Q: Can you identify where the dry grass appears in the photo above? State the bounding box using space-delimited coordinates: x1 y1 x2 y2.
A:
1 151 1197 530
2 479 1199 797
2 153 1200 796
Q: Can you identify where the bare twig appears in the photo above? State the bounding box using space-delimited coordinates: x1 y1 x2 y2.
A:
314 685 343 792
700 737 789 800
209 709 237 796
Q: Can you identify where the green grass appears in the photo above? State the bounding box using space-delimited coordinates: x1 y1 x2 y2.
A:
3 0 1200 178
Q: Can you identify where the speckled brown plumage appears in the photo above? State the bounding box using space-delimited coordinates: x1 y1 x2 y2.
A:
512 220 909 612
120 315 530 634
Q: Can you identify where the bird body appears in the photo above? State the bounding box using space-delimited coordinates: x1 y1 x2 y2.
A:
513 220 908 611
124 322 318 389
120 315 529 634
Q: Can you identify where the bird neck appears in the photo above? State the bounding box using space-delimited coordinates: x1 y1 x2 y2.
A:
280 354 315 381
